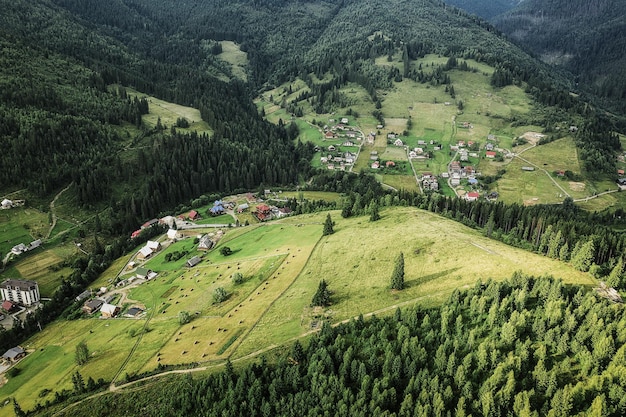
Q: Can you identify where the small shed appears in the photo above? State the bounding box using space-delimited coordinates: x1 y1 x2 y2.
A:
186 256 202 268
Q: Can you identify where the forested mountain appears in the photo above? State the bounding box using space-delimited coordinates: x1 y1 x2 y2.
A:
0 0 575 229
494 0 626 112
442 0 524 20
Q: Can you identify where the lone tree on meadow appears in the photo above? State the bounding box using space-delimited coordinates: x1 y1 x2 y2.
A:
75 341 89 365
323 213 334 236
391 252 405 290
311 279 331 307
220 246 232 256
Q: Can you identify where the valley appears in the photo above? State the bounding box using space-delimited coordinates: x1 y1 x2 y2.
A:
1 0 626 415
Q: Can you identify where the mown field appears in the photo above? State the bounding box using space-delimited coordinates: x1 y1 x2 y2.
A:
0 207 597 412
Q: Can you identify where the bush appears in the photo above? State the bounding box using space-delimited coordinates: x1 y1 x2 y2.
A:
213 287 229 303
232 272 244 285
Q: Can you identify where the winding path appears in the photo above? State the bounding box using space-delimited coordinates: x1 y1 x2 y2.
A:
46 184 72 239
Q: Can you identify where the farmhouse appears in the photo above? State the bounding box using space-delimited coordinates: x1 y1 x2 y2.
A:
371 161 380 169
386 161 396 168
210 203 224 215
167 229 179 240
324 131 335 139
159 216 176 228
11 243 27 255
276 207 293 218
465 192 480 201
450 174 461 187
340 117 349 124
188 210 201 221
29 239 42 250
237 203 249 213
486 151 496 158
522 166 535 172
449 161 461 175
100 303 120 318
1 199 13 209
394 139 404 147
1 279 40 306
131 230 142 239
137 240 161 260
82 299 104 314
186 256 202 268
2 347 26 363
255 204 272 221
198 235 214 251
135 267 151 280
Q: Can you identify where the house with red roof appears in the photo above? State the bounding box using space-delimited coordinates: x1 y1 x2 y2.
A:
465 192 480 201
255 204 272 221
188 210 201 221
486 151 497 158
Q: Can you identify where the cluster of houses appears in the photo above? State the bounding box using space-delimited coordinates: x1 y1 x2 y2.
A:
408 140 441 160
137 240 161 260
254 204 292 222
77 285 143 318
319 117 363 171
421 173 439 191
10 239 42 256
320 143 358 171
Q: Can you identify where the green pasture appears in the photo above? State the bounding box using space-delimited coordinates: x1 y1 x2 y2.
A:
382 175 419 191
279 191 342 203
520 137 580 176
0 319 140 411
0 208 48 257
3 207 601 408
196 214 235 225
121 87 212 135
496 158 572 205
12 249 73 296
236 207 595 358
217 41 248 82
381 146 408 161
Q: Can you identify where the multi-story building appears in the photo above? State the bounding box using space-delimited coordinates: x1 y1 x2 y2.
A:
0 279 40 306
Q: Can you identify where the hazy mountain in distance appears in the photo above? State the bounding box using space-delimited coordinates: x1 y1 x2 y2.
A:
493 0 626 111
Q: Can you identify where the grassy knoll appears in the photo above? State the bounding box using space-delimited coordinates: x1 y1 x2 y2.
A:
235 207 595 358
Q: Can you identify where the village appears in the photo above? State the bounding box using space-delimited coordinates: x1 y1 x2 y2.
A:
0 193 298 373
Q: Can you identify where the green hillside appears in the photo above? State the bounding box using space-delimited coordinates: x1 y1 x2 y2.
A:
0 207 596 412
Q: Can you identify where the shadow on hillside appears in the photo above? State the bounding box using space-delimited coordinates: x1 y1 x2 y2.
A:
405 267 461 288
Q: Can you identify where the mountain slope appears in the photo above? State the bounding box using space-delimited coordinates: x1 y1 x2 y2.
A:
494 0 626 111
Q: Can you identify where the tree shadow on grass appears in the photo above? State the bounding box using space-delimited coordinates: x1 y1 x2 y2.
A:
405 267 461 288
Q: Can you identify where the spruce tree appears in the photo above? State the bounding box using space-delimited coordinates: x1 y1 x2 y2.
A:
311 280 331 307
391 252 405 290
323 213 334 235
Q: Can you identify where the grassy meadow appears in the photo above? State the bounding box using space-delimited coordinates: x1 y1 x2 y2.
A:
0 206 600 411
